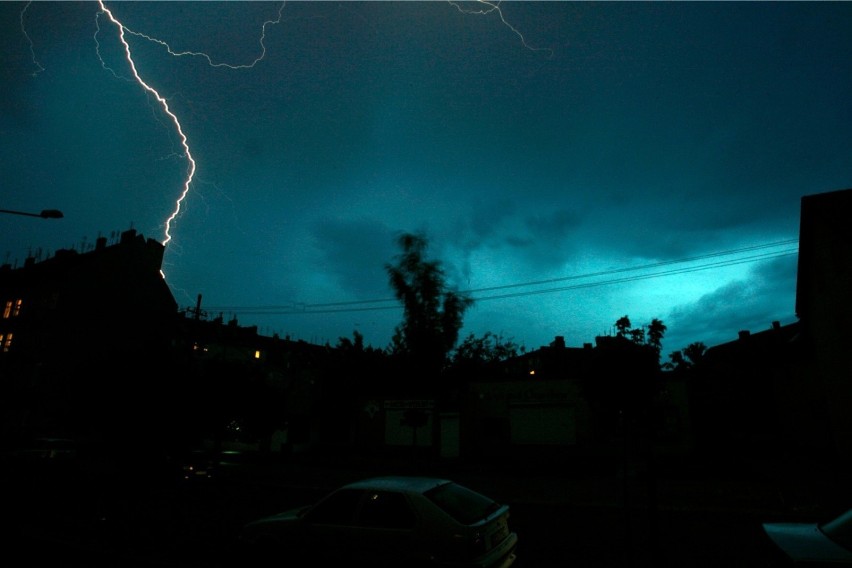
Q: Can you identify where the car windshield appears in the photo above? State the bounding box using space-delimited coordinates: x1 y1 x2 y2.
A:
425 482 501 525
820 509 852 552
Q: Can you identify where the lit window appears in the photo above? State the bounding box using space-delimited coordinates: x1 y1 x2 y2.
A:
254 350 261 359
2 333 12 352
2 301 10 319
12 299 22 317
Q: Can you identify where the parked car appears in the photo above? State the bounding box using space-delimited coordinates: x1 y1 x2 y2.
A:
763 508 852 565
238 475 518 568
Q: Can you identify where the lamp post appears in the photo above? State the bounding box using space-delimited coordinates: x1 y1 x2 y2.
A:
0 208 64 219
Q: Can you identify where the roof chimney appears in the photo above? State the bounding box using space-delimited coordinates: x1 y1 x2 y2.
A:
738 330 751 340
120 228 138 244
772 320 781 330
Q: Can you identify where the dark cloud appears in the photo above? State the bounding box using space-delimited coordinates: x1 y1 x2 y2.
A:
311 216 395 300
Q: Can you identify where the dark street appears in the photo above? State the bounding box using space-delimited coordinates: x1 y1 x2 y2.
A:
8 451 843 567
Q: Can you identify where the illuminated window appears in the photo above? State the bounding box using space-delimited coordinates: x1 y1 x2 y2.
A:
254 350 261 359
2 301 10 319
12 299 22 317
2 333 12 352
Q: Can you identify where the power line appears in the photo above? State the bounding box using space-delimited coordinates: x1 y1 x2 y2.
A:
468 238 799 294
203 239 799 315
474 249 798 302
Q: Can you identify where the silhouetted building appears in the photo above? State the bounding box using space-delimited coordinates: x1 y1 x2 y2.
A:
172 307 330 455
0 229 177 446
688 187 852 465
460 334 676 463
795 187 852 461
692 321 813 459
501 335 595 379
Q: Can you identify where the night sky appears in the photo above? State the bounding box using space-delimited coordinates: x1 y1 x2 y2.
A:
2 1 851 357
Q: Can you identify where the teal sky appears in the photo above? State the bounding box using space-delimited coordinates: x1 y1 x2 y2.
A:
2 1 851 356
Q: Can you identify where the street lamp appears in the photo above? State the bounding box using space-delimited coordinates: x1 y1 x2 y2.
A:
0 208 64 219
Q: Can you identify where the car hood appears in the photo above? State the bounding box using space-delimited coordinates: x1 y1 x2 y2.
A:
763 522 852 563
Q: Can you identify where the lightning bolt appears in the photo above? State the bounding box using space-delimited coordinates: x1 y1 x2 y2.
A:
117 4 286 70
23 0 540 292
95 0 196 251
449 0 553 57
92 1 285 262
19 1 44 77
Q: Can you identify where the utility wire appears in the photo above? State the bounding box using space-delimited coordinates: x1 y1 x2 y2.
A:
204 239 799 315
474 249 798 302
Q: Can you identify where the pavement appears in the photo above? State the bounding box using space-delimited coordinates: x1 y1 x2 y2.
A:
9 448 851 567
226 449 850 517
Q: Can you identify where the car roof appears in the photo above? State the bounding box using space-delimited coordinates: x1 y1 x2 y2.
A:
342 476 454 494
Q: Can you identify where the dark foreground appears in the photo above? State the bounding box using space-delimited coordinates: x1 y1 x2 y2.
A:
8 450 850 567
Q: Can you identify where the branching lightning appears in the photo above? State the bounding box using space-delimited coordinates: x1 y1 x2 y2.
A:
96 0 196 250
93 1 283 252
86 0 537 256
19 1 44 77
20 0 543 299
119 3 286 70
448 0 553 57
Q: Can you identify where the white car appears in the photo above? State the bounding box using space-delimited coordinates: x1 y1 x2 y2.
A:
239 475 518 568
763 508 852 565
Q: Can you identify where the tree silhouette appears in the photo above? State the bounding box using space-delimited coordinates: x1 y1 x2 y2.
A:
647 318 667 361
665 341 707 370
385 232 473 389
682 341 707 366
452 331 522 365
448 331 522 379
615 315 632 338
629 327 646 344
